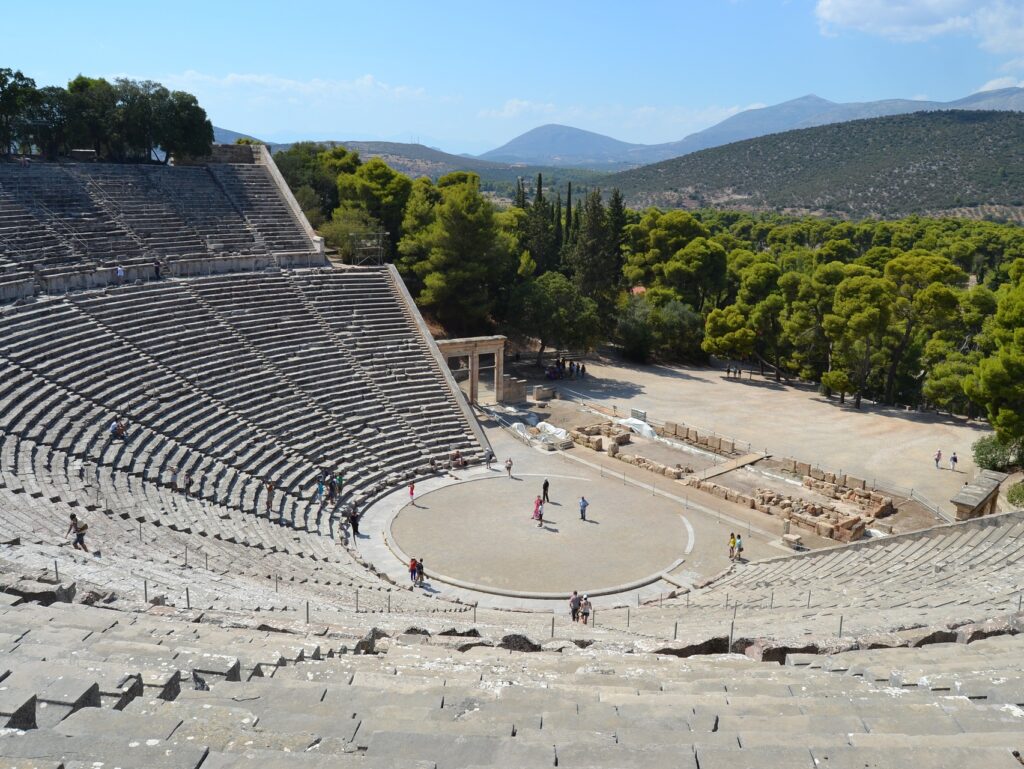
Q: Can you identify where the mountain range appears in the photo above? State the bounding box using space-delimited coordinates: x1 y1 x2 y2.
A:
477 88 1024 170
605 110 1024 220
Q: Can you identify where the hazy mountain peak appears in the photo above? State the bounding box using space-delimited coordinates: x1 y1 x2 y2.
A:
476 87 1024 170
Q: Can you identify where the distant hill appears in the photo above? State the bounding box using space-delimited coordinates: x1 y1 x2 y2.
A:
293 140 510 178
212 126 258 144
475 88 1024 169
479 124 643 169
209 132 610 199
605 111 1024 221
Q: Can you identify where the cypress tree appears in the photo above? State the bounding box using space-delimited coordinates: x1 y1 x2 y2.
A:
534 173 544 205
606 188 628 287
564 182 573 243
514 177 527 208
553 193 563 254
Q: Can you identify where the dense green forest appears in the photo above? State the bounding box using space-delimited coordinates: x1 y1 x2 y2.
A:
277 140 1024 450
0 67 212 161
607 111 1024 221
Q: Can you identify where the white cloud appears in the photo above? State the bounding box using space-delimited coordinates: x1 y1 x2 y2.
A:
815 0 1024 54
972 1 1024 55
816 1 1024 96
978 75 1024 90
162 70 427 102
815 0 974 42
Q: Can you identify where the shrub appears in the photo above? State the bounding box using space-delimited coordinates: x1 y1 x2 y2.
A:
971 434 1023 471
1008 482 1024 509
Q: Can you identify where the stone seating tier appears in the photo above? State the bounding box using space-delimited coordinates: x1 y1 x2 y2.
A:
0 268 485 623
0 599 1021 768
0 161 316 272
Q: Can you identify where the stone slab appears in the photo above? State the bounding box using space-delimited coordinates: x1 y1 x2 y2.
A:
809 746 1021 769
0 730 208 769
54 706 182 740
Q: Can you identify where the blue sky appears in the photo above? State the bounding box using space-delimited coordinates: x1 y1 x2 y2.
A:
10 0 1024 154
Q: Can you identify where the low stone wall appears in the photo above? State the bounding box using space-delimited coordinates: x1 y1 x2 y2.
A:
801 476 894 517
171 255 275 276
38 266 128 294
569 422 695 480
0 275 35 302
656 421 742 456
683 478 869 543
775 456 867 491
278 251 328 269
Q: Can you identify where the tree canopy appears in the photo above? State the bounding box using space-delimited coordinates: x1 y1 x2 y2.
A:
0 68 212 161
272 141 1024 432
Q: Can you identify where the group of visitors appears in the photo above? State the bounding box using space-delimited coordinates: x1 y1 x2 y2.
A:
933 449 959 471
314 467 346 506
568 590 592 624
545 358 586 381
408 556 426 586
728 532 744 561
170 466 193 497
529 479 591 527
310 466 362 539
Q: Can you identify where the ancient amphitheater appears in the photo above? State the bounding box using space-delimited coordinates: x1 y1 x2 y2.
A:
0 146 1022 769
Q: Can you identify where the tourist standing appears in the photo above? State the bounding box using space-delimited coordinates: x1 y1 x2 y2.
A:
934 449 942 469
569 591 581 622
409 557 418 584
728 532 736 560
580 595 592 625
409 482 416 505
485 449 494 470
536 500 544 528
735 534 744 561
265 480 275 515
950 452 958 472
579 495 589 521
348 506 360 538
67 513 89 553
416 558 425 585
505 458 514 478
542 478 550 503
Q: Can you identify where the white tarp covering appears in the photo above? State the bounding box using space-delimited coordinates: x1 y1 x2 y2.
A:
511 422 531 440
536 421 569 440
615 417 657 439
